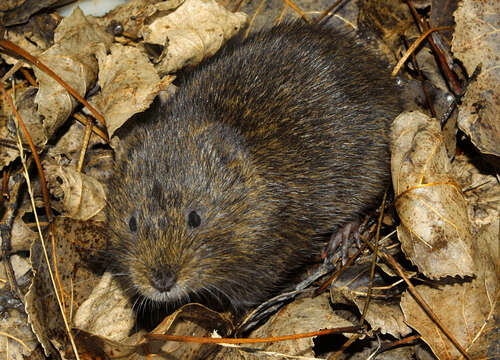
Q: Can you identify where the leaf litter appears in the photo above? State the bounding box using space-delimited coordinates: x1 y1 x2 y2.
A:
0 0 498 359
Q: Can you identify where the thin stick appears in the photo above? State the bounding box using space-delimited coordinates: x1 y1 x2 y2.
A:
0 331 31 351
315 0 343 24
77 115 94 172
284 0 311 23
147 326 360 344
360 191 387 325
73 113 109 142
244 0 267 39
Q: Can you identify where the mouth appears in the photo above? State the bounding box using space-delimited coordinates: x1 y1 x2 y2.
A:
136 280 189 304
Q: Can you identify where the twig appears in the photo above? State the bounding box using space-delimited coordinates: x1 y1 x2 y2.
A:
360 191 387 325
147 326 361 344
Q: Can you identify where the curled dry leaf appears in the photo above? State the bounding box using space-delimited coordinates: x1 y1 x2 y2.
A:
400 218 499 359
90 43 175 137
44 163 106 221
141 0 248 75
391 111 474 278
11 87 47 147
25 217 107 356
32 7 113 139
452 0 500 157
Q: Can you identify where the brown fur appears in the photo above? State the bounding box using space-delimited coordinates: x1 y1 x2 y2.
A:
107 22 402 311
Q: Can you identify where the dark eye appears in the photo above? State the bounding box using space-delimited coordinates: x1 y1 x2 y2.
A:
187 210 201 228
128 216 137 233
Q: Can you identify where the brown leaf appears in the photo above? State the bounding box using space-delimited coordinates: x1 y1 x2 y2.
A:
391 111 475 278
452 153 500 231
330 264 412 338
452 0 500 157
0 87 45 169
73 272 135 342
90 44 175 137
400 218 500 359
0 255 38 359
75 300 234 360
216 294 355 359
141 0 247 75
32 7 113 140
0 0 61 27
25 217 107 356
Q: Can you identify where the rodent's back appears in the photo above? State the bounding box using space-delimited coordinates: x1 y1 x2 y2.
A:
107 22 402 310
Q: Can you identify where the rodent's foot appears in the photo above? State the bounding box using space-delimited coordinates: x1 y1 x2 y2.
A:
326 219 362 265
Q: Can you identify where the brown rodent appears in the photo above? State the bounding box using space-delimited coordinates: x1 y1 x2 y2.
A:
107 22 402 311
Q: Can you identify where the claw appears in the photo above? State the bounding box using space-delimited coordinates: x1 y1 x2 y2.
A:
326 219 361 265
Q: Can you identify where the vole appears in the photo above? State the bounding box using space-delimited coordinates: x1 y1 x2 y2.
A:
106 22 402 311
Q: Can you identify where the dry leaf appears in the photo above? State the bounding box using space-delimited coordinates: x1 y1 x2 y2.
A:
74 272 135 342
391 111 474 278
32 7 113 141
217 294 355 359
146 303 233 359
452 0 500 157
452 153 500 230
2 195 41 253
0 87 45 169
88 0 172 39
141 0 247 75
90 43 175 137
25 217 107 356
0 306 38 360
0 0 61 26
329 264 412 339
75 301 233 359
400 218 499 359
44 163 106 221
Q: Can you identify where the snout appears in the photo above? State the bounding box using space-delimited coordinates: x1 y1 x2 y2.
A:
149 264 178 293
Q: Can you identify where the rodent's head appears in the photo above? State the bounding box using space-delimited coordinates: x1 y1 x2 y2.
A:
107 116 280 310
